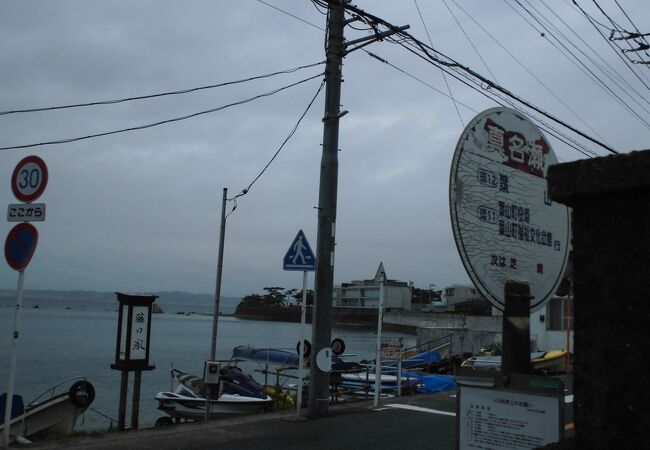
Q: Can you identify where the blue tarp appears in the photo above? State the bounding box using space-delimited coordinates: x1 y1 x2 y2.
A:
412 373 456 393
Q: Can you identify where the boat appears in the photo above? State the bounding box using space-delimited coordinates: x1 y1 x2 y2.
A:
0 377 95 444
154 366 273 424
531 350 569 373
461 349 569 374
337 370 419 393
396 342 451 370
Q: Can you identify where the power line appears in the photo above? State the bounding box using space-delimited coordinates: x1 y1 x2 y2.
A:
614 0 650 54
252 0 620 156
450 0 610 146
0 61 325 116
540 0 648 105
387 28 620 154
0 72 324 151
440 0 498 84
364 50 477 114
573 0 650 88
255 0 324 31
229 78 326 210
394 38 599 158
412 0 464 126
511 0 650 128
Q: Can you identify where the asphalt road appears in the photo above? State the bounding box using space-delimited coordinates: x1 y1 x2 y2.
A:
24 392 458 450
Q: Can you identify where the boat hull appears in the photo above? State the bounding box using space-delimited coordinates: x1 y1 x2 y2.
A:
0 390 92 442
156 392 273 420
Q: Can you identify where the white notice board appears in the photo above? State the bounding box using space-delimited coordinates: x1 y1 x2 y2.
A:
458 385 561 450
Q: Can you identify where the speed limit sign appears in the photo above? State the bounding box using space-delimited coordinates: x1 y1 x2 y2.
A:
11 155 48 203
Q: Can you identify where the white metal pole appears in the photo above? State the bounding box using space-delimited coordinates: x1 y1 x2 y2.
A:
3 270 25 448
374 276 385 407
397 354 402 397
296 271 308 417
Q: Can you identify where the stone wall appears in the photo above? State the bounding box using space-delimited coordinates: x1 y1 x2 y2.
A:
548 150 650 449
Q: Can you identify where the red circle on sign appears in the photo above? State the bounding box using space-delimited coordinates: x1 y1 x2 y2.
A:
11 155 49 203
5 223 39 271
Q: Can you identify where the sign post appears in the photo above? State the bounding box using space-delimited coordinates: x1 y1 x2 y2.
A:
283 230 315 418
449 109 570 448
3 155 48 448
373 274 385 407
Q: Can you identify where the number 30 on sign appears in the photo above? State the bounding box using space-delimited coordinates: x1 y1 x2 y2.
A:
11 155 48 203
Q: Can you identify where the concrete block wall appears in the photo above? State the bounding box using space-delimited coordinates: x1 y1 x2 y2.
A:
548 150 650 449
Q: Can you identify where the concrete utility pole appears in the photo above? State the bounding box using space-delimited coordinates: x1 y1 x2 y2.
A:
309 0 346 418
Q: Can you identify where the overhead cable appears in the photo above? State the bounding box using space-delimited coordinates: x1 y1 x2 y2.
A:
0 73 324 151
227 79 326 214
452 0 610 145
573 0 650 88
412 0 464 126
0 61 325 117
512 0 650 127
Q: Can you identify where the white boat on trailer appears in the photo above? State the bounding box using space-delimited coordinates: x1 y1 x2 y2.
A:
0 377 95 444
155 366 273 425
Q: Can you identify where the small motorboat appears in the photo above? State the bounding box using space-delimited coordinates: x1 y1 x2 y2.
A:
0 377 95 444
155 366 273 424
461 349 569 374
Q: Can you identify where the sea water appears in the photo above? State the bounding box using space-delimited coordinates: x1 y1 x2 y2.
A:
0 294 413 431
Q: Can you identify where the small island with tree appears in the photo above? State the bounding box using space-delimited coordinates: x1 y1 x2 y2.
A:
233 286 314 323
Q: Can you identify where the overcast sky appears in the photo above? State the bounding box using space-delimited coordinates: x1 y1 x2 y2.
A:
1 1 648 298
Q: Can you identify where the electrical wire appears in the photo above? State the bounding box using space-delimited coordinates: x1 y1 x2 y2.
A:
364 50 477 114
227 79 326 215
450 0 610 145
511 0 650 128
591 0 648 60
573 0 650 89
251 0 620 156
0 72 324 151
539 0 648 105
614 0 650 57
412 0 464 126
508 0 650 119
390 34 619 154
0 61 325 116
255 0 324 31
441 0 499 84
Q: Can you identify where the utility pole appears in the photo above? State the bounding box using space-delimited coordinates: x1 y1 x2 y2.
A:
309 0 346 418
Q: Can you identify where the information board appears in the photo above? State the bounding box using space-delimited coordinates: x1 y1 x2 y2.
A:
460 386 559 449
449 107 571 311
456 372 564 450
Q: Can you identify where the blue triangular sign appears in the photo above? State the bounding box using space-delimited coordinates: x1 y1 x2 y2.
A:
283 230 316 271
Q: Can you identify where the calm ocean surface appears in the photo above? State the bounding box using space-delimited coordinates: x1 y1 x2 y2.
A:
0 294 414 431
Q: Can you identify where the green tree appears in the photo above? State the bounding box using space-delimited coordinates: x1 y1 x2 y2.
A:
263 286 285 306
292 289 314 306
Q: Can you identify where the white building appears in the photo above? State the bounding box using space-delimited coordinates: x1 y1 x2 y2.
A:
333 262 412 311
531 296 573 351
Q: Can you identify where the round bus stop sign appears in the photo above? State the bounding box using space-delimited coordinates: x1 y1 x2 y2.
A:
11 155 49 203
5 223 39 271
449 107 571 312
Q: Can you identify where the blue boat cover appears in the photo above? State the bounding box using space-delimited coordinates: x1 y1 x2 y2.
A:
413 373 456 393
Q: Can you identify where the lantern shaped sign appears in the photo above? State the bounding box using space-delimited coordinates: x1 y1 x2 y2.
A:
111 292 157 371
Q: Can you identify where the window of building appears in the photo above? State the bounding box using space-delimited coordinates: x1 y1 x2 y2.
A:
445 288 455 296
546 297 573 331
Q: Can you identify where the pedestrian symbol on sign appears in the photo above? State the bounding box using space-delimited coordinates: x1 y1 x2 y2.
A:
283 230 315 271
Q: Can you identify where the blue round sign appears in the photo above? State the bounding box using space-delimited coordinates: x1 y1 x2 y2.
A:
4 223 39 271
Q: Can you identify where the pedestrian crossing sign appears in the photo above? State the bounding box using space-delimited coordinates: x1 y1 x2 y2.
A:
283 230 315 271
